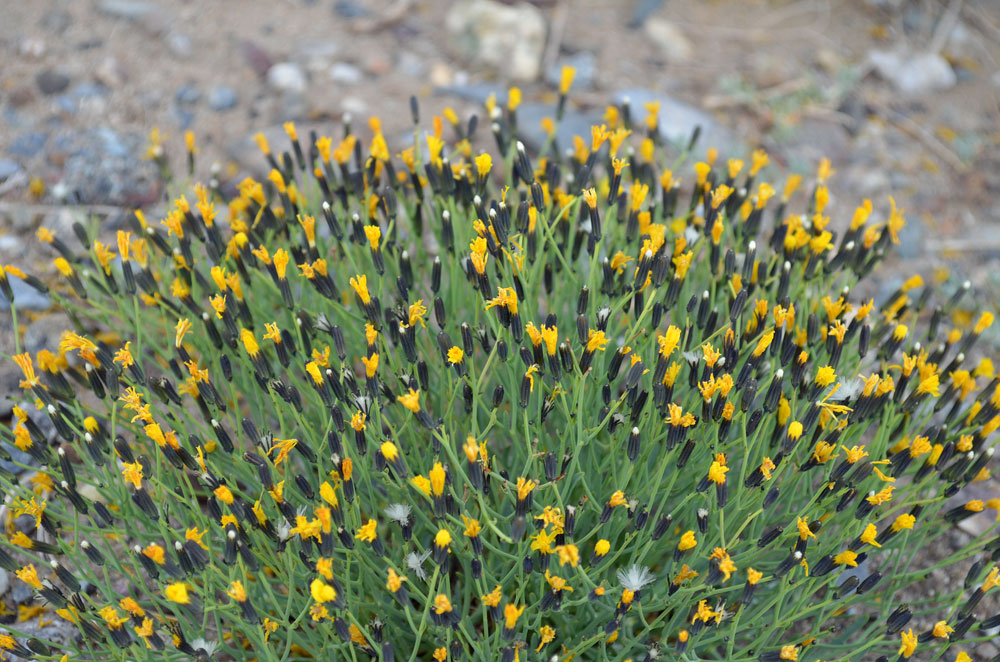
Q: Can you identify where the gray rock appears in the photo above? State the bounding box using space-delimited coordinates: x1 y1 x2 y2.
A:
166 31 193 58
229 122 328 176
41 9 73 34
24 312 72 355
267 62 308 94
72 81 109 100
97 0 172 33
0 568 8 598
175 84 200 106
613 88 731 151
0 160 20 182
48 129 159 206
208 85 238 111
296 41 341 73
544 52 597 90
0 362 18 418
869 50 957 95
516 103 604 154
9 579 34 604
10 132 47 158
54 95 77 115
445 0 547 81
97 0 157 19
95 55 127 88
36 69 70 95
1 412 38 475
334 0 370 18
397 51 426 79
329 62 363 84
643 19 693 63
173 107 195 129
0 275 51 311
895 215 925 259
240 40 274 79
435 83 505 105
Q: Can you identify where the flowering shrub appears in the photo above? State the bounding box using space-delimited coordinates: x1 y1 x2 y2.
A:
2 70 1000 662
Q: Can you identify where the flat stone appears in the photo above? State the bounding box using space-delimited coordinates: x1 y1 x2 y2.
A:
329 62 363 84
97 0 157 19
48 129 160 206
0 161 20 182
643 19 693 63
166 31 193 58
267 62 308 94
240 40 274 79
1 420 37 475
208 85 238 111
869 49 957 95
544 52 597 91
10 132 48 159
95 56 127 88
36 69 70 95
229 122 330 176
9 580 34 604
333 0 370 18
97 0 172 33
175 84 201 106
41 9 73 34
24 312 71 355
613 88 732 151
0 275 51 311
445 0 547 81
515 103 604 154
72 81 109 100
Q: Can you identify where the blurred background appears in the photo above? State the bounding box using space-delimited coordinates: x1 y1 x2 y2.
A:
0 0 999 650
1 0 998 266
3 0 999 409
1 2 999 351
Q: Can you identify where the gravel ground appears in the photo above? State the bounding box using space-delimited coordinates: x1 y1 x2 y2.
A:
1 0 1000 658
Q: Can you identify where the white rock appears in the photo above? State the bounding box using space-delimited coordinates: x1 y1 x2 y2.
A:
329 62 363 84
267 62 308 94
869 49 957 95
643 19 693 63
445 0 546 81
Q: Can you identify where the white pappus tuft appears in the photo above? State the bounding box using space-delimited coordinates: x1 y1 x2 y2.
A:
617 564 655 592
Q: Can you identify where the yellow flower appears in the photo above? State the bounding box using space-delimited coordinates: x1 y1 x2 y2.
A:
555 544 580 568
678 530 697 552
447 346 464 364
350 274 371 305
398 388 421 413
311 578 338 603
503 603 525 630
361 353 379 378
897 629 917 658
16 564 43 589
815 365 836 387
121 462 143 490
475 153 492 179
430 594 453 617
860 523 882 548
586 330 609 353
559 66 576 95
931 621 953 638
707 460 728 485
227 580 248 602
834 550 858 567
164 582 191 604
975 311 994 334
356 519 378 543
